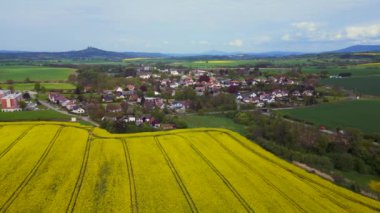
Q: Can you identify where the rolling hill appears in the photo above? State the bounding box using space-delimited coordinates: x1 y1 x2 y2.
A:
1 45 380 61
332 45 380 53
0 122 379 212
0 47 165 61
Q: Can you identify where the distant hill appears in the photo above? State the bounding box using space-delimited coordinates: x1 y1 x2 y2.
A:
2 45 380 61
332 45 380 53
0 47 165 61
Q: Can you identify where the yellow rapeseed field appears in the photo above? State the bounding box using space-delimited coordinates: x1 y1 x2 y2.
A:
357 62 380 67
0 121 379 212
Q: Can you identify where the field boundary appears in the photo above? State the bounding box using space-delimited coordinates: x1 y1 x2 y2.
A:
0 126 64 212
155 137 198 213
121 139 138 213
66 129 93 213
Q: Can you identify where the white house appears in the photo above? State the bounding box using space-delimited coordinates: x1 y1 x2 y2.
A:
71 106 85 114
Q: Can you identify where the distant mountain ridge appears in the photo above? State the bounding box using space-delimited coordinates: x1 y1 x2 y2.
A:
1 45 380 60
332 45 380 53
0 47 165 60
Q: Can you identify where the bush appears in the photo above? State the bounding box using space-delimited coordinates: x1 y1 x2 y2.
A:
329 153 354 171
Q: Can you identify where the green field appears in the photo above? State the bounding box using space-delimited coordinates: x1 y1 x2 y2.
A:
304 66 380 76
0 83 76 91
0 110 71 122
321 76 380 96
0 66 75 82
0 110 92 126
180 114 247 135
0 122 378 212
279 100 380 133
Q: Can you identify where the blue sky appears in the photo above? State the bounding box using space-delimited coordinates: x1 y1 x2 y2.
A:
1 0 380 53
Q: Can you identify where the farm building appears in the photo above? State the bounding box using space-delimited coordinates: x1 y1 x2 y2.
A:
1 93 22 112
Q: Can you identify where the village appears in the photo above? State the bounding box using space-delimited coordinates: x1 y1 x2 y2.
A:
0 65 319 132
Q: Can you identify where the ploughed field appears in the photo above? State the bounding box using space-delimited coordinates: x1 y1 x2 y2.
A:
0 122 379 212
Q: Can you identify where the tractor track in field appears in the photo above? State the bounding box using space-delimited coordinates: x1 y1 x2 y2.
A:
121 139 138 213
216 131 352 211
0 125 35 160
66 129 93 213
0 126 64 212
154 137 199 213
178 135 254 213
205 132 307 213
216 131 380 212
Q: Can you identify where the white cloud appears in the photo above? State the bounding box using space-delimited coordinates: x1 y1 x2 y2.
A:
345 24 380 40
281 34 292 41
291 22 319 32
229 39 243 47
282 22 380 43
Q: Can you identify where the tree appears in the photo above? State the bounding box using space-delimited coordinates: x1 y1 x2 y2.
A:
75 85 84 94
24 77 31 83
88 103 105 121
40 86 46 93
234 112 251 125
175 87 196 100
22 92 31 100
34 82 41 92
329 153 354 171
68 74 77 83
19 100 27 110
314 135 329 154
198 74 210 83
304 96 317 105
8 85 15 93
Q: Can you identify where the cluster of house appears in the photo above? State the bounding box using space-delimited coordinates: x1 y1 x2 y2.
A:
236 89 315 107
48 93 85 114
0 90 22 112
102 85 190 113
101 102 176 129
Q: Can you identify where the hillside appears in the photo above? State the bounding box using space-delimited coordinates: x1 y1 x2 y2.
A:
0 122 379 212
333 45 380 53
0 47 165 60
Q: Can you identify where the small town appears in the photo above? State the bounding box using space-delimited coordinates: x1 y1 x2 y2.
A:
1 65 321 132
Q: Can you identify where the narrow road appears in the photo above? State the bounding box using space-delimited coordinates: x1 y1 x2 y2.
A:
38 100 99 126
28 91 99 127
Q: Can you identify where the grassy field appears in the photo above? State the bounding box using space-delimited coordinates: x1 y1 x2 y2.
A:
0 110 71 122
357 62 380 67
0 66 75 82
321 76 380 96
279 100 380 133
303 66 380 76
0 122 378 212
180 114 247 135
0 110 92 126
0 83 76 91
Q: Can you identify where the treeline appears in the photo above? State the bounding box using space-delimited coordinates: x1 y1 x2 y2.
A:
229 111 380 193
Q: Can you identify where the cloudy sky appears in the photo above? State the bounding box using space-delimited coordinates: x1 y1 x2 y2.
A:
1 0 380 53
